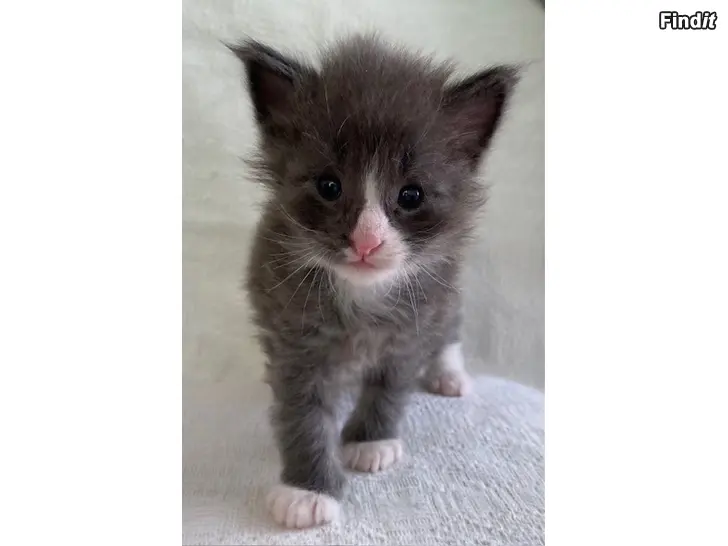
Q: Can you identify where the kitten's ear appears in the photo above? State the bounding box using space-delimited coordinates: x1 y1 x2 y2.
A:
441 66 518 167
226 40 309 126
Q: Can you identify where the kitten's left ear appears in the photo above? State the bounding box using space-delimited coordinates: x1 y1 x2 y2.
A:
441 66 519 167
226 39 311 129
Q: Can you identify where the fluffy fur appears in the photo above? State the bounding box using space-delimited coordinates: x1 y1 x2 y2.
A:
229 34 516 528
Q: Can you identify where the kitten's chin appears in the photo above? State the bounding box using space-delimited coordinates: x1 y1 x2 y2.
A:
331 261 399 287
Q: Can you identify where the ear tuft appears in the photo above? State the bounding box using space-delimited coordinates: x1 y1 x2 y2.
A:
225 40 308 126
442 65 519 167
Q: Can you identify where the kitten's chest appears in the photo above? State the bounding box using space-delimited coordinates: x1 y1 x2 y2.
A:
330 325 394 375
350 324 390 356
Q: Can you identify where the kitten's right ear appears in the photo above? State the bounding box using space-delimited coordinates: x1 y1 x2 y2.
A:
440 66 519 168
226 40 307 126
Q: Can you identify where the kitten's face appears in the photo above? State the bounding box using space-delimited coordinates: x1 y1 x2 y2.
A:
272 110 474 288
232 36 515 287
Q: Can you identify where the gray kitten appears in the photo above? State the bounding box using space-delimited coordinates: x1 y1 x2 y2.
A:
229 35 515 529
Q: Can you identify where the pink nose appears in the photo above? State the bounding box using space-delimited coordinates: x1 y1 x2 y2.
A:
350 234 383 257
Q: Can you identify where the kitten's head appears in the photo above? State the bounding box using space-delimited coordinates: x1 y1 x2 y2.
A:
230 35 516 287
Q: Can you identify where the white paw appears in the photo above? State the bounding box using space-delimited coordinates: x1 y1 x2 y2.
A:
428 368 473 397
266 484 340 528
342 439 403 472
427 342 472 397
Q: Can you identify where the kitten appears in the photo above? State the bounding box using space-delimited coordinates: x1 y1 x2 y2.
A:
228 35 516 529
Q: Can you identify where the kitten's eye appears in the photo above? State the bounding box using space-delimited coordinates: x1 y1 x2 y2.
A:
316 175 342 201
397 184 424 210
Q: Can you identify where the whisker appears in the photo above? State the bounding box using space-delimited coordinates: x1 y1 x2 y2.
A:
266 247 316 262
412 271 428 303
259 236 313 249
266 257 317 293
317 271 326 321
270 254 316 271
302 266 322 330
260 250 314 271
420 265 458 292
278 206 319 235
336 115 351 138
417 220 445 236
282 257 318 312
261 229 308 241
402 274 419 335
301 131 334 162
267 255 309 267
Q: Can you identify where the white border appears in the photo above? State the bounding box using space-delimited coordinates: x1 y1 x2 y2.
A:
548 1 728 544
0 2 180 544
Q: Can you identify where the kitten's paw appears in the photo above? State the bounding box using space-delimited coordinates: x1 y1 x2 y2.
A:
428 342 472 397
266 484 340 528
342 439 403 473
428 368 473 397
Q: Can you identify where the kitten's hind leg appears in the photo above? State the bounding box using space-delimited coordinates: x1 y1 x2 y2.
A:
341 365 411 473
425 341 473 397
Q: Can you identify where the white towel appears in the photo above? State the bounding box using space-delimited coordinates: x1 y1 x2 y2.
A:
183 375 544 545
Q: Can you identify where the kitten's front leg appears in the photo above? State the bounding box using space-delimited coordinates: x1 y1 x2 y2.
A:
341 365 412 473
267 371 345 529
425 341 473 397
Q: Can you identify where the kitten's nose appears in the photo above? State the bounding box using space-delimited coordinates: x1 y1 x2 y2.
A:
350 233 383 258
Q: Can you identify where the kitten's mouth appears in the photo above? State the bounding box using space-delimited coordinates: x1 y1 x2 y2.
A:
334 243 404 285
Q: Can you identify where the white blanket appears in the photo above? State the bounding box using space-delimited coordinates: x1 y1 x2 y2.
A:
183 0 544 543
183 374 544 545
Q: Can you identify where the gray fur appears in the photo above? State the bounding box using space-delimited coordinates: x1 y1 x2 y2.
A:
229 35 516 499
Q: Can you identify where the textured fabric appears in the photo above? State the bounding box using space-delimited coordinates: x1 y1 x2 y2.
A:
183 375 544 545
183 0 544 543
